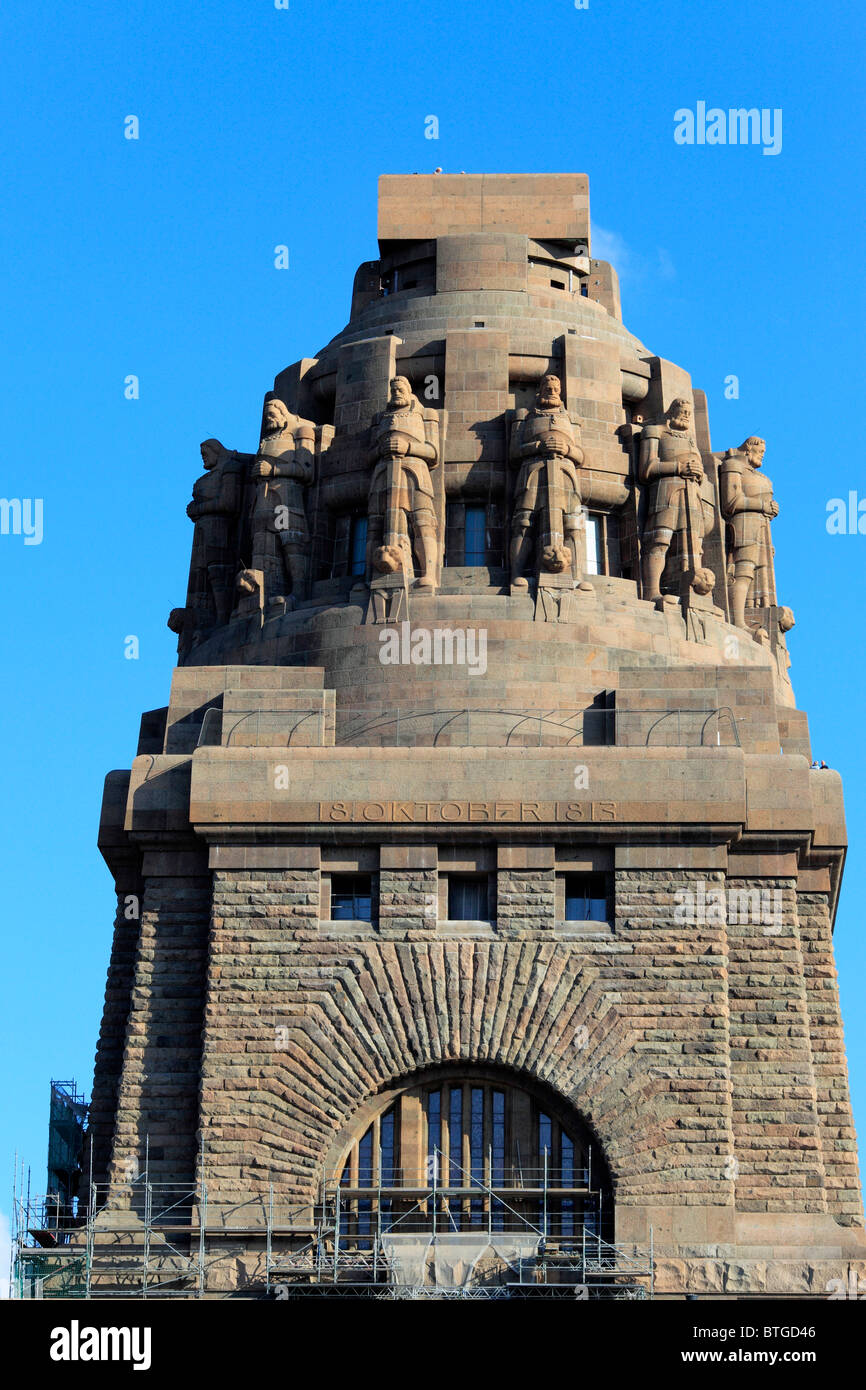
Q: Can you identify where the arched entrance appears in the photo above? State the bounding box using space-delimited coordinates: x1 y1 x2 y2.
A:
331 1065 614 1251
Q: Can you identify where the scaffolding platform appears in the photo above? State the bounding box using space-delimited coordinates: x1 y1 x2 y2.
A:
12 1154 653 1300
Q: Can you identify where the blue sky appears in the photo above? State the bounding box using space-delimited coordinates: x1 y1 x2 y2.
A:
2 0 865 1253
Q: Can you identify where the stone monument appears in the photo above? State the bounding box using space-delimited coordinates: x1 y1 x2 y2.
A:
59 173 862 1303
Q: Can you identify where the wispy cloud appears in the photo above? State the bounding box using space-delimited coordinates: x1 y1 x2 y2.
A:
591 224 635 275
591 224 676 285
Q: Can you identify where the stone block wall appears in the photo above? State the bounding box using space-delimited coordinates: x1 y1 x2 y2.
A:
798 888 863 1223
106 853 211 1190
725 874 825 1213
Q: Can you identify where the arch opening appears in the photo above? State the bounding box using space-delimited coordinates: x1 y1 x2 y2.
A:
332 1065 615 1252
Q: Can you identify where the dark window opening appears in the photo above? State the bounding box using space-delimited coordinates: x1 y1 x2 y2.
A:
464 505 486 566
331 874 373 922
449 1087 463 1182
448 874 489 921
550 279 565 289
338 1074 615 1246
563 873 609 923
584 690 615 747
349 516 368 577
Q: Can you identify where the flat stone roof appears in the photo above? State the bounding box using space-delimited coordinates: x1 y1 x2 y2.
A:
378 173 590 244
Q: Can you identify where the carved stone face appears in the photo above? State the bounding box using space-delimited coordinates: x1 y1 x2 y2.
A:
262 399 289 435
200 439 220 471
537 375 563 409
541 542 571 573
388 376 413 410
373 543 404 574
691 566 716 596
741 437 766 468
235 569 261 597
668 398 692 432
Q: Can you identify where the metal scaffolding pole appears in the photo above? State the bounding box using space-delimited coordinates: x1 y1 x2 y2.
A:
266 1184 273 1297
198 1178 207 1299
333 1185 341 1282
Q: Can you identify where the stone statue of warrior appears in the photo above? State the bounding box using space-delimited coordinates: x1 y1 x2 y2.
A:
639 396 715 601
368 375 439 590
185 438 246 628
509 374 585 587
250 396 315 603
720 435 779 629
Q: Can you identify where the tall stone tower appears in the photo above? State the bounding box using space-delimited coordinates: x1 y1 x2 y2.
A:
87 174 863 1298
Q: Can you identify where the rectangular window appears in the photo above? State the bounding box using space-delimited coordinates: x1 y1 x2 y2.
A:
491 1091 505 1186
379 1108 396 1187
448 874 489 922
349 516 367 577
331 874 373 922
464 506 486 566
357 1127 373 1244
538 1112 553 1233
585 512 621 579
563 872 609 923
585 514 602 575
491 1090 505 1230
427 1090 441 1183
583 1195 600 1239
561 1132 575 1239
449 1088 463 1183
470 1087 484 1224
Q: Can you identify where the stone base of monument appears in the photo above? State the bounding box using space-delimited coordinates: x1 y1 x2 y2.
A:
366 571 411 625
654 593 680 612
535 571 597 623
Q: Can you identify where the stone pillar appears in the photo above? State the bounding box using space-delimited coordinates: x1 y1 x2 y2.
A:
443 329 510 468
798 880 864 1224
88 880 142 1190
197 848 321 1206
726 858 826 1215
496 845 556 934
107 849 211 1191
561 330 622 434
612 863 734 1215
378 845 438 937
334 334 400 436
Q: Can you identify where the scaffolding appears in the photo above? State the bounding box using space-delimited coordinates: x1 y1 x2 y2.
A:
12 1152 653 1300
45 1080 88 1228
